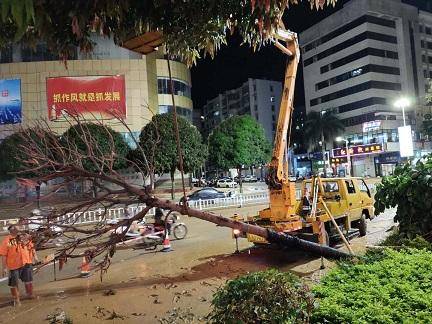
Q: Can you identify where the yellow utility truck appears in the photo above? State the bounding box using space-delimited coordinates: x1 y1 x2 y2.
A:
233 26 375 246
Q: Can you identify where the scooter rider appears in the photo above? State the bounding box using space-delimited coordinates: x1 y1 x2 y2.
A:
154 208 171 234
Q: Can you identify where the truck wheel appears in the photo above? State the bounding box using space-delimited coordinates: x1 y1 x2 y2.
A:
358 213 367 237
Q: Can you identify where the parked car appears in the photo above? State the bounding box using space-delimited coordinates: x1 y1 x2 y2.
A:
192 177 207 187
244 175 258 182
216 179 238 188
182 187 227 201
206 178 218 187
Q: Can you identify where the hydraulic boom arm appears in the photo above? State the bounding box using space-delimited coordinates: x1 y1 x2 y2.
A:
267 28 300 190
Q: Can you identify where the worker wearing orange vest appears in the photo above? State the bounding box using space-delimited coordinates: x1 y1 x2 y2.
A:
0 225 38 306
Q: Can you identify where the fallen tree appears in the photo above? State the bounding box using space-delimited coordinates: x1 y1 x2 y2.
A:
10 116 350 277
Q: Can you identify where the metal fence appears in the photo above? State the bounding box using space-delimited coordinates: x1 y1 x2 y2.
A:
0 191 272 232
0 184 377 232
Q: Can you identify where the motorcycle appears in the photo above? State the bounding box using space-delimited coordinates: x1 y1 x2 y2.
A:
110 213 188 250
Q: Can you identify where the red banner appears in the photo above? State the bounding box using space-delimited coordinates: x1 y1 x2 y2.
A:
46 75 126 120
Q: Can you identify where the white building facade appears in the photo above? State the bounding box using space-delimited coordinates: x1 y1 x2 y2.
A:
201 78 282 142
300 0 432 176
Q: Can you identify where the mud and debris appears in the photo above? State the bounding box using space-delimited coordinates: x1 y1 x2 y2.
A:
0 205 395 323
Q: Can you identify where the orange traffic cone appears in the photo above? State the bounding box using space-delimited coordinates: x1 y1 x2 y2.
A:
161 231 172 252
80 256 91 277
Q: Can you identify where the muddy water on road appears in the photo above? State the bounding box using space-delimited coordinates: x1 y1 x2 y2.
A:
0 206 396 323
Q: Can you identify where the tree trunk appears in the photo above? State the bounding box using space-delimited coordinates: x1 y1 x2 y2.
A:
238 167 243 193
170 170 175 200
92 179 98 198
321 131 326 177
150 172 155 190
151 197 351 260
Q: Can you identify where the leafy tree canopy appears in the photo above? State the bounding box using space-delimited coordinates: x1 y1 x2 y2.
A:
374 155 432 240
304 110 344 148
0 0 336 65
0 132 28 181
136 112 207 175
0 129 56 181
61 123 130 172
208 115 271 170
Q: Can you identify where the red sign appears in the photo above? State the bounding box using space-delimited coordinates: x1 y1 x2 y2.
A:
332 143 383 157
46 75 126 120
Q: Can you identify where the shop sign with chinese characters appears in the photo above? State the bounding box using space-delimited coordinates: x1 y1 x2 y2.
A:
46 75 126 120
332 143 383 158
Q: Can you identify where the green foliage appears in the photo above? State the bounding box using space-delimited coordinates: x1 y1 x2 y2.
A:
304 110 344 150
380 232 432 250
0 0 337 65
61 123 129 172
0 132 27 181
136 112 207 175
209 269 314 324
208 115 271 171
374 155 432 239
313 249 432 323
0 129 55 181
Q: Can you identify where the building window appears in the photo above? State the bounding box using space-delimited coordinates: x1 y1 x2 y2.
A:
272 114 276 121
428 56 432 64
428 42 432 50
303 14 396 53
423 54 427 63
271 105 275 112
310 81 401 106
304 31 397 66
315 64 400 90
158 105 192 120
421 40 426 48
270 96 275 102
425 70 428 78
0 46 12 63
429 71 432 79
253 94 257 101
320 48 398 74
272 123 276 131
420 25 424 33
270 85 274 92
254 105 258 111
255 113 259 120
337 97 386 113
427 27 432 35
157 78 192 98
21 43 66 62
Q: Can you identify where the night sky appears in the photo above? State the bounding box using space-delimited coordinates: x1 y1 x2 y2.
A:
190 1 347 113
191 0 431 114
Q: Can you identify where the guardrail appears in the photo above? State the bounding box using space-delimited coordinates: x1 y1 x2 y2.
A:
0 191 272 232
0 184 376 232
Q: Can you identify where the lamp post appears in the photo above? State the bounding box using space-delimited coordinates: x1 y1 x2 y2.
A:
394 97 410 126
336 136 351 177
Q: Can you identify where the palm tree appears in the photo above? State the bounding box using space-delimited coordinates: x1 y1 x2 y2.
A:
304 110 345 174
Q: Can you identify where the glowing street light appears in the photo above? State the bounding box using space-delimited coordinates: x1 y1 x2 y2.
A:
336 136 351 177
394 97 410 126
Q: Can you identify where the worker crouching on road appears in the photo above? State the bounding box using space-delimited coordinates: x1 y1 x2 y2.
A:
0 225 38 306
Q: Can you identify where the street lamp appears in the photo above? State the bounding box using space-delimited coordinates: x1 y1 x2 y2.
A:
394 97 410 126
336 136 351 177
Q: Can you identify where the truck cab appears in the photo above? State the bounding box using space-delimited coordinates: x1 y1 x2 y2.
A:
298 177 374 236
